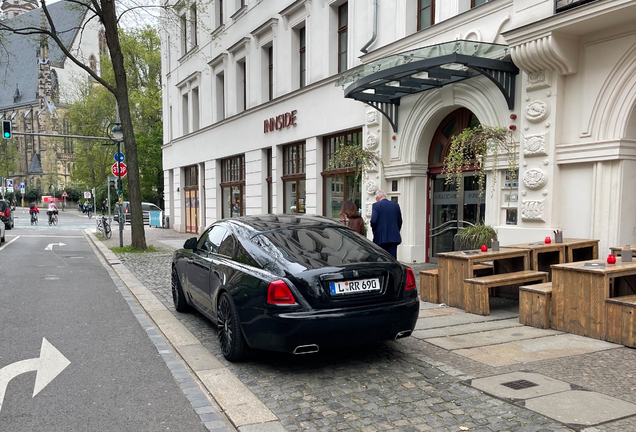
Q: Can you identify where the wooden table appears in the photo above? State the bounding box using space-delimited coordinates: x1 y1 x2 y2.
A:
551 259 636 341
559 238 599 262
437 248 530 309
506 242 566 281
609 245 636 256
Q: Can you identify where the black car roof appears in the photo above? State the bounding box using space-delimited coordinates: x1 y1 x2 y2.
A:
226 214 342 234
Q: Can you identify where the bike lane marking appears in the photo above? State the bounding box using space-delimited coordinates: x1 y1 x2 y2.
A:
0 236 20 251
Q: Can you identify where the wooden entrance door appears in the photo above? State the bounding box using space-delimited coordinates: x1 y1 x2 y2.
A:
185 188 199 233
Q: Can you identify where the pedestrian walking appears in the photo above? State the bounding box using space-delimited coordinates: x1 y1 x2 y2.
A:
339 200 365 236
78 202 82 213
370 190 402 259
101 200 107 215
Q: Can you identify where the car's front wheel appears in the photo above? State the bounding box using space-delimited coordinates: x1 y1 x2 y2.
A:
217 292 249 362
171 267 190 312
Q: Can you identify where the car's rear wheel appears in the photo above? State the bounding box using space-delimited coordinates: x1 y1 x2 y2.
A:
171 267 190 312
218 292 249 362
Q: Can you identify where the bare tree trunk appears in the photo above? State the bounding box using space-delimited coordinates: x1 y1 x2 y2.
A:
101 0 147 250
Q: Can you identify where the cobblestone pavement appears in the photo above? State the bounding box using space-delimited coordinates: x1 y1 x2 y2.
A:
115 249 573 432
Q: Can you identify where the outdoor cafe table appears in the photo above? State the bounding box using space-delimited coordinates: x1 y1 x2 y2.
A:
505 242 566 281
559 238 599 262
609 245 636 256
437 248 530 309
551 259 636 341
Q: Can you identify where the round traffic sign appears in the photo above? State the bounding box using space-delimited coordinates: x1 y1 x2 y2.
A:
114 152 125 163
111 162 128 178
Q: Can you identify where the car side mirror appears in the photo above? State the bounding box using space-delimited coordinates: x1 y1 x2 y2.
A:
184 237 198 251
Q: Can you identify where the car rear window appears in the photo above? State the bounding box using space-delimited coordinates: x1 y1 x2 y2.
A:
259 227 389 267
0 201 7 211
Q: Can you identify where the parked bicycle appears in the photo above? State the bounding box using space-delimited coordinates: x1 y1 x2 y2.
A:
96 215 112 239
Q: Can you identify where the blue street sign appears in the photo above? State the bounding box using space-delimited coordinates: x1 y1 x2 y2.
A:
20 182 25 189
114 152 125 162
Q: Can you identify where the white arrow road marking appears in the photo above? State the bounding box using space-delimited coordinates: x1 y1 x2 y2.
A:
44 242 66 251
0 338 71 415
0 236 20 251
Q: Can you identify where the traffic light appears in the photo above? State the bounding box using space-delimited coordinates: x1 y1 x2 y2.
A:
2 120 11 139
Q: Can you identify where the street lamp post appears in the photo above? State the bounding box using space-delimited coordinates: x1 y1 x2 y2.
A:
107 122 124 248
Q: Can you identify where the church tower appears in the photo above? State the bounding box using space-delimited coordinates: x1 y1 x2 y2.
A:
1 0 37 18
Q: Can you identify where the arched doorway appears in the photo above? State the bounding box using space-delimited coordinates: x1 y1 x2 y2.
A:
427 108 483 261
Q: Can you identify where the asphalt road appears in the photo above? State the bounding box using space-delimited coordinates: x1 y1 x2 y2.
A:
0 208 209 431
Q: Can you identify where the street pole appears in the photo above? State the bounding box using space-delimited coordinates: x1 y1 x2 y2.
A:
118 139 123 248
107 180 111 219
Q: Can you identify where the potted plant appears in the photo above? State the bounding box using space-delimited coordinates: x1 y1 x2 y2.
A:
443 125 517 250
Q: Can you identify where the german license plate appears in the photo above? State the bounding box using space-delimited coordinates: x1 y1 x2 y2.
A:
330 278 380 295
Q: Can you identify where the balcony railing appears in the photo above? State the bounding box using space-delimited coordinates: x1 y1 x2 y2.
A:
555 0 601 13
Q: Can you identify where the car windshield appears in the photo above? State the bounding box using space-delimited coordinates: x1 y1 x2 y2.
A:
257 227 390 268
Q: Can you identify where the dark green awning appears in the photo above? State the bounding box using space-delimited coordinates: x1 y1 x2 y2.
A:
336 40 519 132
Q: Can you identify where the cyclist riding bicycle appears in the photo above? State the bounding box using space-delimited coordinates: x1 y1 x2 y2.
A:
29 203 39 223
47 202 59 224
86 202 93 218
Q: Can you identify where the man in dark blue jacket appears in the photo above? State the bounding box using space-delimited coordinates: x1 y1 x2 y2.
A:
370 190 402 259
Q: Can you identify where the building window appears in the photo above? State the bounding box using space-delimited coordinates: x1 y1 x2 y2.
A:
417 0 434 31
282 142 306 214
472 0 488 6
266 148 272 213
268 46 274 101
220 155 245 218
192 87 199 131
322 129 362 219
216 72 225 121
98 29 108 57
299 26 306 87
237 58 246 112
337 3 348 73
216 0 224 27
89 55 97 72
180 14 187 55
190 4 197 47
182 93 189 135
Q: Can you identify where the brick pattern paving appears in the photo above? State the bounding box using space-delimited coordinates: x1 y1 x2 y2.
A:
117 251 576 432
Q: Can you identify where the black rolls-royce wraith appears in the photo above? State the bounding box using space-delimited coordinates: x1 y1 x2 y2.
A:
171 214 419 361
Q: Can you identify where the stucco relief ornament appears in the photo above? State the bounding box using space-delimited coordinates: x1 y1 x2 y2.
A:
521 199 545 221
523 132 548 156
366 110 379 126
526 70 552 91
366 180 378 195
366 133 378 150
525 100 550 123
365 202 373 218
523 168 548 190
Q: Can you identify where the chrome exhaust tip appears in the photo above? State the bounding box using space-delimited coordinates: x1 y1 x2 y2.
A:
293 344 319 355
395 330 412 340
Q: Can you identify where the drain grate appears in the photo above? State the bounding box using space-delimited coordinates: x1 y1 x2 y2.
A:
501 379 539 390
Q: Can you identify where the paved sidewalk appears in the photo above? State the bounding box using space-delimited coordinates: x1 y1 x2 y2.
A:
90 226 636 432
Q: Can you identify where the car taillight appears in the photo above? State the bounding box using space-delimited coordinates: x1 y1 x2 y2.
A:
0 211 4 217
405 268 416 291
267 280 296 304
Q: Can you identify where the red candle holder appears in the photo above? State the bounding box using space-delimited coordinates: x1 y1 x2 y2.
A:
544 237 552 244
481 245 488 252
607 254 617 264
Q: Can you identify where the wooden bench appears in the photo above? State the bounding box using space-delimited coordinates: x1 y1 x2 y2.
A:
420 264 493 304
605 295 636 348
519 282 552 329
463 271 549 316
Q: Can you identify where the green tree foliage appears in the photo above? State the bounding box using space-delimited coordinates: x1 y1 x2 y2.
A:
0 138 19 179
65 25 163 205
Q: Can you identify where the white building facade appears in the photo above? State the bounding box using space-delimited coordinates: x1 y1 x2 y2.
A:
161 0 636 263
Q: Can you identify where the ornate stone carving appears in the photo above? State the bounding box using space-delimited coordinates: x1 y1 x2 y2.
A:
526 100 550 123
365 202 373 218
523 168 548 190
521 199 545 221
523 132 548 156
367 151 380 172
366 110 379 126
366 133 378 150
526 70 551 91
365 180 378 195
